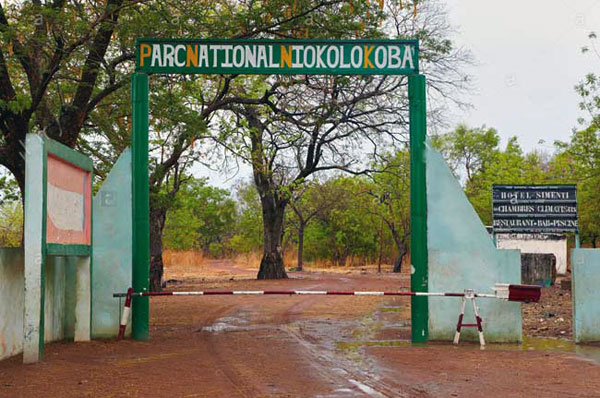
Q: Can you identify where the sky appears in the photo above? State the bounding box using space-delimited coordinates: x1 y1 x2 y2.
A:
444 0 600 151
196 0 600 187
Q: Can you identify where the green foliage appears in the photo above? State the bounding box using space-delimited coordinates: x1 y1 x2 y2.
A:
369 149 411 267
162 178 236 252
576 32 600 127
228 181 263 254
0 171 20 205
300 177 378 265
553 124 600 246
436 123 599 246
0 201 22 247
568 31 600 246
433 124 500 182
303 220 334 261
160 118 600 260
437 127 554 225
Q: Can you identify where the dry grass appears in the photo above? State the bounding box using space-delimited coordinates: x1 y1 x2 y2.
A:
164 250 257 280
163 249 206 268
232 250 364 270
164 249 411 280
163 250 208 280
233 251 263 268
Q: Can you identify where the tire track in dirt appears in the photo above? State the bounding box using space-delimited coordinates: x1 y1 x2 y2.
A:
194 278 410 397
203 332 267 398
193 283 329 397
258 279 418 397
281 323 420 398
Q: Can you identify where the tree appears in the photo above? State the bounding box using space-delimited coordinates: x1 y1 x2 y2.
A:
1 0 470 287
78 0 360 290
211 1 470 279
432 124 500 183
0 0 136 198
229 180 264 254
163 177 236 253
435 126 550 225
289 179 343 271
554 125 600 247
325 177 378 266
577 32 600 127
558 30 600 246
0 169 22 245
368 150 411 272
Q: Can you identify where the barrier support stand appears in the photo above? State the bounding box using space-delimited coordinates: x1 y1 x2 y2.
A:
453 289 485 347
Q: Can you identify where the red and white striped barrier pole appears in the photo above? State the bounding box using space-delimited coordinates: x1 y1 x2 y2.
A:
113 284 540 301
114 290 468 297
117 287 133 341
114 284 540 344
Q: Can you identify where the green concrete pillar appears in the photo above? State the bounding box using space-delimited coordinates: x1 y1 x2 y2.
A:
409 74 428 343
131 72 150 340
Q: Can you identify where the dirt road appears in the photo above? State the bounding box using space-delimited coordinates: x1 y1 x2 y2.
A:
1 261 600 397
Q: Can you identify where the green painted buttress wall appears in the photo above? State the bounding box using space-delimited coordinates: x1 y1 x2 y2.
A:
92 149 133 338
572 249 600 343
425 141 522 342
0 249 77 361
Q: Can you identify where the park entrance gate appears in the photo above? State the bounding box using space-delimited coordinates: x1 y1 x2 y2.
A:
129 38 429 342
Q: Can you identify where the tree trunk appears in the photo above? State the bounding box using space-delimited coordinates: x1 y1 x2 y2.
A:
297 223 305 271
14 165 26 247
244 105 287 279
393 250 406 273
392 234 408 273
149 205 167 291
257 193 288 279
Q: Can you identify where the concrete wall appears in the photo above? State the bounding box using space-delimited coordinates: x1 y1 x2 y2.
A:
92 149 132 338
572 249 600 343
1 148 133 360
426 141 522 342
0 250 77 361
0 248 24 360
497 233 568 275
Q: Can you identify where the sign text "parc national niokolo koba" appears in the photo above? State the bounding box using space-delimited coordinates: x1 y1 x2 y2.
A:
136 39 419 75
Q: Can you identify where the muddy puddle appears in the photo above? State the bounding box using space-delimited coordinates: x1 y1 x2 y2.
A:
199 301 600 371
333 303 600 367
335 337 600 365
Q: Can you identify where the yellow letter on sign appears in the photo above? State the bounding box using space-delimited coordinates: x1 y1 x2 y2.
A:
140 44 151 67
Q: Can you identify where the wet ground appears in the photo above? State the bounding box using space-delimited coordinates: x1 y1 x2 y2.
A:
1 261 600 397
523 279 573 339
